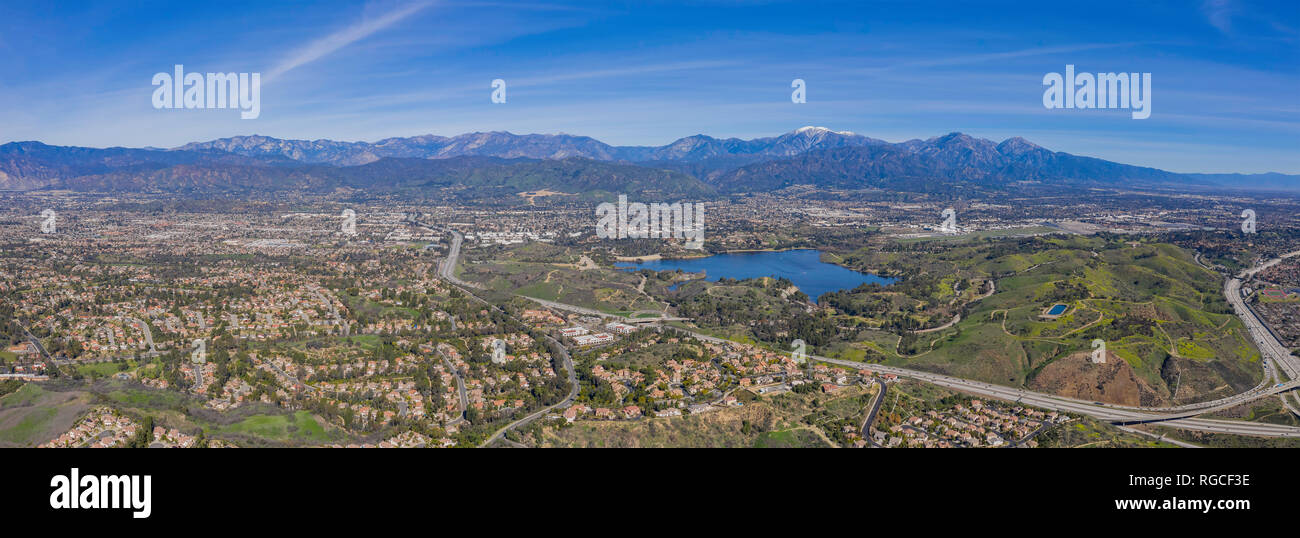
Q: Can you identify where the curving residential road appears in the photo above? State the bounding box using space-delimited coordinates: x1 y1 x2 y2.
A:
434 219 1300 440
913 280 994 334
674 326 1300 437
259 357 318 394
479 333 576 447
528 288 1300 430
860 378 887 447
17 322 55 363
419 221 578 447
1284 393 1300 417
438 352 469 426
521 283 1300 437
123 316 158 356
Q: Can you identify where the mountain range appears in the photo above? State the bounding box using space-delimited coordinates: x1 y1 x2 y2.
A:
175 126 887 166
1 127 1294 196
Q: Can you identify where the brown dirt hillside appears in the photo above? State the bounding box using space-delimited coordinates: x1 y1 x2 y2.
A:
1028 351 1166 406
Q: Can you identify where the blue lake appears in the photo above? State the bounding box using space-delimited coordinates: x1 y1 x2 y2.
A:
615 249 895 302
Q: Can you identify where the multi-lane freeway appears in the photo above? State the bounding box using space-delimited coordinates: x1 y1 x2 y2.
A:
436 228 472 287
429 222 1300 440
417 222 580 447
1226 250 1300 417
519 286 1300 437
676 327 1300 438
1228 278 1298 381
507 257 1300 439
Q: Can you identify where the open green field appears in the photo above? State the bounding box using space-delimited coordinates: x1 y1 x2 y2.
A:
865 237 1261 406
463 242 669 314
681 235 1261 407
0 384 93 447
463 232 1260 409
214 410 340 443
75 359 138 378
344 334 383 349
0 376 357 447
0 383 48 407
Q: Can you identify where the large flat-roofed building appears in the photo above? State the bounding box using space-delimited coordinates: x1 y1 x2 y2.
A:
573 333 616 347
561 326 590 337
605 322 637 335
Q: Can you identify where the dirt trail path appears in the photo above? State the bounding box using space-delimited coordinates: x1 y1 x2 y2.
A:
912 280 994 334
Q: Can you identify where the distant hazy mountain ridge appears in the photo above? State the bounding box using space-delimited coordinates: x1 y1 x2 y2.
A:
710 132 1189 192
175 126 885 166
1 127 1294 194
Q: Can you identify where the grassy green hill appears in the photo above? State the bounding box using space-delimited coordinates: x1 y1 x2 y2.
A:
822 236 1259 406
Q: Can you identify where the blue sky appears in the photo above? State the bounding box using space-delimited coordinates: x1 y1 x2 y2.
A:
0 0 1296 173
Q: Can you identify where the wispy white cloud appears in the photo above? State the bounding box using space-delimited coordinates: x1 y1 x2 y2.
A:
511 60 737 87
856 42 1156 74
265 1 434 82
275 60 737 112
1202 0 1235 34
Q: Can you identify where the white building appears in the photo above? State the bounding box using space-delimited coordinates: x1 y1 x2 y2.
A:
573 333 616 347
605 322 637 335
